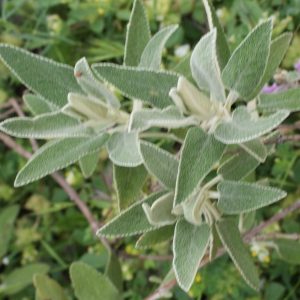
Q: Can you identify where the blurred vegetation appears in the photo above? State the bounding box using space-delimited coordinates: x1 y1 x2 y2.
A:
0 0 300 299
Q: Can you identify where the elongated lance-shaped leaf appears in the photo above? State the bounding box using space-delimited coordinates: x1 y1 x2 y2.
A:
172 54 193 82
140 140 179 190
216 218 260 291
23 94 55 116
258 87 300 112
0 111 95 139
174 127 226 207
210 222 221 260
248 33 292 100
191 29 226 103
15 134 109 187
106 130 143 167
70 262 122 300
203 0 230 71
113 164 148 211
124 0 151 66
173 220 210 291
0 44 83 108
74 57 120 108
136 224 175 249
97 190 167 237
0 205 20 259
92 63 179 109
239 138 267 163
79 152 99 178
275 239 300 264
105 250 123 293
139 25 178 69
217 180 287 214
129 106 197 132
214 106 289 144
221 19 272 99
33 274 70 300
142 192 177 226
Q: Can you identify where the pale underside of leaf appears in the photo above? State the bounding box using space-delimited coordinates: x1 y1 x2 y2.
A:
15 134 109 187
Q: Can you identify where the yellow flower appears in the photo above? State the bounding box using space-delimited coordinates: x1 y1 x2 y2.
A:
98 8 104 15
251 251 257 257
195 273 202 282
264 256 270 263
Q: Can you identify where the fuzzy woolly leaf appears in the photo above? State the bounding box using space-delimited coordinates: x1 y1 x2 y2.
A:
136 225 175 249
0 263 49 295
79 152 99 178
0 44 82 108
275 239 300 264
202 0 230 71
124 0 151 67
70 262 121 300
139 25 178 69
174 127 226 207
92 63 179 109
172 54 193 82
190 29 226 103
248 33 292 100
142 192 176 226
221 19 272 99
23 94 55 116
15 134 109 187
216 218 260 291
105 250 123 293
129 106 197 132
113 164 148 211
74 57 120 108
140 140 179 190
217 181 287 214
33 274 70 300
0 205 20 258
258 87 300 112
210 222 221 260
106 130 143 167
214 106 289 144
97 190 167 237
240 138 267 163
0 112 95 139
173 220 210 291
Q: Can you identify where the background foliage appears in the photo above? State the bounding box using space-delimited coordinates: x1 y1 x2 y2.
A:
0 0 300 299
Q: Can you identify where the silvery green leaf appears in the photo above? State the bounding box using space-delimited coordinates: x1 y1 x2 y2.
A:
221 19 272 99
142 192 177 226
183 192 206 226
214 106 289 144
240 138 267 163
140 140 179 190
33 274 70 300
139 25 178 69
0 111 95 139
79 152 99 178
275 239 300 264
23 94 55 116
287 70 300 82
70 262 122 300
173 220 210 291
113 164 148 211
172 54 192 80
124 0 151 67
106 130 143 167
92 63 179 109
104 250 123 293
264 130 280 153
0 44 83 108
217 152 260 181
190 29 226 103
135 225 175 249
216 218 260 291
62 104 87 121
240 211 256 233
210 222 221 260
202 0 230 71
97 190 167 237
258 87 300 112
0 205 19 259
248 33 292 100
15 134 109 187
74 57 120 108
129 106 197 132
217 180 287 214
174 127 226 207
